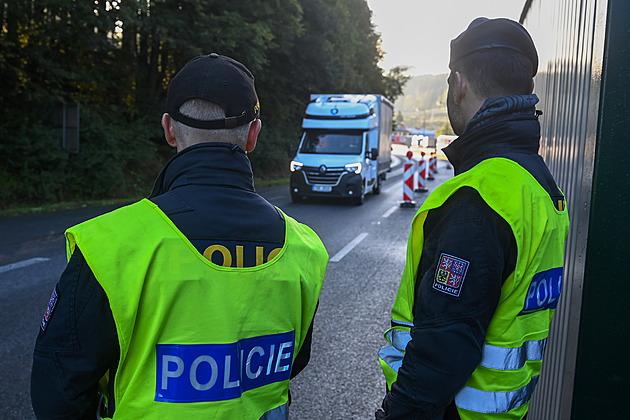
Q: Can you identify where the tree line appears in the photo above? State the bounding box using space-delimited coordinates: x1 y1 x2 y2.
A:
0 0 409 208
393 74 454 135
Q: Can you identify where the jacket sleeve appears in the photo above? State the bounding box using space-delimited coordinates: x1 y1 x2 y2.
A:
291 302 317 379
382 187 516 419
31 248 119 420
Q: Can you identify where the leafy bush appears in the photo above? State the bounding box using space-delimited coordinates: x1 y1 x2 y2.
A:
0 108 69 205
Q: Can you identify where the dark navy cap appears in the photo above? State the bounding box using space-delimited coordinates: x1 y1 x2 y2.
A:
449 18 538 76
166 53 260 129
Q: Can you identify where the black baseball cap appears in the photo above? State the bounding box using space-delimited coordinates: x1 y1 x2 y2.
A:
450 18 538 76
166 53 260 129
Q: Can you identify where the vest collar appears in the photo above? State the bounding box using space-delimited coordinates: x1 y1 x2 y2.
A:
149 142 254 198
443 94 541 175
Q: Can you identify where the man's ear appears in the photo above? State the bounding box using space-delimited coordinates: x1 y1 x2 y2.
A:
245 119 262 153
161 113 178 148
453 71 468 104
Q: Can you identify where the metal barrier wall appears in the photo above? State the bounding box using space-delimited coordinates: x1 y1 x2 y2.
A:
522 0 630 418
521 1 604 417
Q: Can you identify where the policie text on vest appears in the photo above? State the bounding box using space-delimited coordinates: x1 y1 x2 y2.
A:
156 331 295 402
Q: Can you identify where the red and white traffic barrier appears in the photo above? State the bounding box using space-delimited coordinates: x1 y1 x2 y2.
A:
401 151 416 207
430 152 438 174
415 152 428 193
427 152 435 181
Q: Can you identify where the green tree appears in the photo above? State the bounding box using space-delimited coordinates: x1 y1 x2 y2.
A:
394 111 405 128
384 66 411 103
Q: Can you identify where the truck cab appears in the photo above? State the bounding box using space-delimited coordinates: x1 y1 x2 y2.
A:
290 94 393 205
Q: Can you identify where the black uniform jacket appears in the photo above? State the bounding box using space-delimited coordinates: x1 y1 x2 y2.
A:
381 95 564 420
31 143 315 419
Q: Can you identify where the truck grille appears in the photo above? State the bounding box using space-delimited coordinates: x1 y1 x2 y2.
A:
303 166 345 185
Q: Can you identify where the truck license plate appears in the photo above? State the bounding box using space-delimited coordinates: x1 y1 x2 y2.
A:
312 185 332 193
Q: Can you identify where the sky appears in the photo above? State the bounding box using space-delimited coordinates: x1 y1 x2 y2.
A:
366 0 527 76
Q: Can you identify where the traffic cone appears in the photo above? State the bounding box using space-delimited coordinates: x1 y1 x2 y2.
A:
415 152 428 193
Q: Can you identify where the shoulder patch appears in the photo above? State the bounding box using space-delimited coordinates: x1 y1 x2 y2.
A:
41 287 59 332
432 253 469 297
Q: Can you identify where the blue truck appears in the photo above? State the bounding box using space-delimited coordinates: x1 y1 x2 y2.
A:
289 94 393 205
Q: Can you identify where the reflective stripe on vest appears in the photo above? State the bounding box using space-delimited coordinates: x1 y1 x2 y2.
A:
378 328 412 375
379 332 546 382
386 326 413 349
480 339 546 371
455 375 539 414
379 344 404 374
260 403 288 420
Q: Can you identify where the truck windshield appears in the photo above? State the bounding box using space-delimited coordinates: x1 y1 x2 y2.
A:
299 130 364 155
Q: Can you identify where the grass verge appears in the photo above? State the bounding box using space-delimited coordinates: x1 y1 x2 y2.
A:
0 177 289 218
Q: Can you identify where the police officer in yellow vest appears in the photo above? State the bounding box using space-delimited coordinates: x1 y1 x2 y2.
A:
31 54 328 419
376 19 569 420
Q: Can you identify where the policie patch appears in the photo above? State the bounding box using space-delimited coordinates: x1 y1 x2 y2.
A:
40 287 59 332
432 253 469 297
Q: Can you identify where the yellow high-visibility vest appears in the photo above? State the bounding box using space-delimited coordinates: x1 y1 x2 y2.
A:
66 199 328 419
379 158 569 419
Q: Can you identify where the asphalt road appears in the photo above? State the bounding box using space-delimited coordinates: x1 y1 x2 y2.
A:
0 146 453 419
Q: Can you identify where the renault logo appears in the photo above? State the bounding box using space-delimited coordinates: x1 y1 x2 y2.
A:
319 165 327 174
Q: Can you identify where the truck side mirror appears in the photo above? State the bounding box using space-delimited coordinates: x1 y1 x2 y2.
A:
370 147 379 159
287 144 297 158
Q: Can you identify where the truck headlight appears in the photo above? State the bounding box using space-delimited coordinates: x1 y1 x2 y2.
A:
345 163 362 174
290 161 303 172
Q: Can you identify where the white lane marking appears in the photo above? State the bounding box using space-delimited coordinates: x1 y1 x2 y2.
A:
330 232 368 262
382 205 397 218
0 257 50 274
